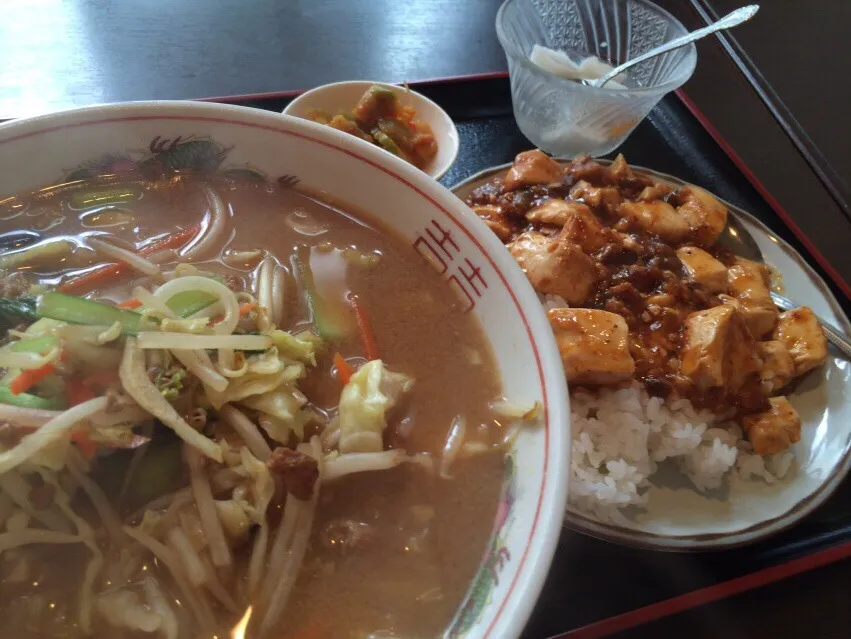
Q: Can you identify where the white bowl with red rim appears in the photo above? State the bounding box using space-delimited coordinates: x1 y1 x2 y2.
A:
0 101 569 638
283 80 460 180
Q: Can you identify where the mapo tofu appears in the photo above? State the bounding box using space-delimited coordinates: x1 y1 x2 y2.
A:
467 151 830 455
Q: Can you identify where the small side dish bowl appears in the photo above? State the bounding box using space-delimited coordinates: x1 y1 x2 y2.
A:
0 101 568 637
283 80 460 180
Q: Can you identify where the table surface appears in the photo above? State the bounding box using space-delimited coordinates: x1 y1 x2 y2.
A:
2 1 850 637
700 0 851 207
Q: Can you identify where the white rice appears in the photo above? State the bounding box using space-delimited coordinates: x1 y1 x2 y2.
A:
542 295 796 522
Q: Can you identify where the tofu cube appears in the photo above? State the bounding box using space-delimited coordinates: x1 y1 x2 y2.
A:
637 183 673 201
504 150 563 190
618 200 690 243
757 340 795 395
675 185 728 247
570 180 622 214
726 257 778 337
681 305 760 392
676 246 727 293
526 199 594 229
472 204 513 242
742 396 802 456
772 307 829 377
508 231 596 305
556 204 608 254
548 308 635 384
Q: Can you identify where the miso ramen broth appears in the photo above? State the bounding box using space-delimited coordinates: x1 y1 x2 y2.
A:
0 172 524 638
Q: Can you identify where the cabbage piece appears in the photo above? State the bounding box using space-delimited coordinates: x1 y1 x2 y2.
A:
245 347 286 376
204 365 304 408
241 390 311 440
338 360 413 453
96 321 123 344
257 414 294 444
23 318 66 337
270 330 319 366
97 589 162 634
159 316 211 334
214 500 252 545
240 446 274 521
141 578 178 639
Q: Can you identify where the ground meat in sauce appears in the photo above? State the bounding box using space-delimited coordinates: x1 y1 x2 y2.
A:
267 447 319 500
466 153 769 417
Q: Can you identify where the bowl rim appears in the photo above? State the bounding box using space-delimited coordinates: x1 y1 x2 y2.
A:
495 0 697 97
281 79 460 180
0 99 570 637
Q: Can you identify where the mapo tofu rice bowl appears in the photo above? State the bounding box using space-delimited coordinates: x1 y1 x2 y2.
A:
466 150 830 526
0 104 569 639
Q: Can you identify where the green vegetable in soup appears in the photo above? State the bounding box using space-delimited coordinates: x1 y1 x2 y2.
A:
165 290 218 318
37 292 142 335
294 245 349 342
0 240 74 271
0 297 40 324
150 365 187 401
0 385 65 410
0 287 222 337
67 187 139 210
11 335 58 354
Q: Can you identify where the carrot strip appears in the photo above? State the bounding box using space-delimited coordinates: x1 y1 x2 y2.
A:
349 294 379 361
9 363 57 395
116 298 142 309
66 378 97 406
333 352 353 385
58 225 200 294
12 421 149 451
74 433 99 460
238 302 257 316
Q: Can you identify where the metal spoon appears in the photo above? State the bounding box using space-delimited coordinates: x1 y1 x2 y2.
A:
592 5 760 89
717 214 851 359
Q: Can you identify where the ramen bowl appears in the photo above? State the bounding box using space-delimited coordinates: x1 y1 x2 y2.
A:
0 101 569 639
